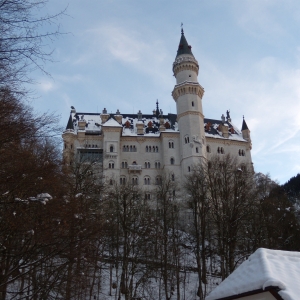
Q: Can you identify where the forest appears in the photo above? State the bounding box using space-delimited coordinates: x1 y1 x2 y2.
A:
0 95 299 298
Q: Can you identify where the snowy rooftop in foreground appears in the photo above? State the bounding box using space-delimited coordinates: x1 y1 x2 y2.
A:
206 248 300 300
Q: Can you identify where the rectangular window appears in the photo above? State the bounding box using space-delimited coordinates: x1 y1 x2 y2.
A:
77 149 103 163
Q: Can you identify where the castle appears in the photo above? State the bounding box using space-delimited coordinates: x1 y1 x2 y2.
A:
62 30 252 193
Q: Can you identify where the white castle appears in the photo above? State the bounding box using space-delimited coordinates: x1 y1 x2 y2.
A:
62 30 252 193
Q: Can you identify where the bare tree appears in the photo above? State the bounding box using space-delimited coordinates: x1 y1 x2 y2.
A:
0 0 66 94
184 162 210 299
205 155 257 279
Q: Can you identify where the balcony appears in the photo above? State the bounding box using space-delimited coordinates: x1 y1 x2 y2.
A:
128 164 142 174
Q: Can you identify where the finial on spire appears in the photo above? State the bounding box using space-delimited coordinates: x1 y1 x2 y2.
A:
156 100 160 117
181 22 184 35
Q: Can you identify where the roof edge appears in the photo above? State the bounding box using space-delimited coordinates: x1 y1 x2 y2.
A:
210 286 283 300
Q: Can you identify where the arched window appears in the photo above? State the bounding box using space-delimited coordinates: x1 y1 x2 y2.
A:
64 143 67 149
156 146 158 152
239 149 245 157
120 177 126 185
144 177 150 185
109 179 113 185
130 145 132 152
133 145 136 152
184 136 190 144
217 147 221 154
156 176 162 185
171 174 175 181
221 147 224 154
146 146 148 152
122 162 125 168
110 145 114 153
192 101 194 107
126 145 129 152
188 166 191 172
109 162 114 169
149 146 151 152
123 145 126 152
206 145 210 153
169 140 174 148
132 161 137 165
196 147 199 153
132 177 138 185
145 193 151 200
170 158 175 165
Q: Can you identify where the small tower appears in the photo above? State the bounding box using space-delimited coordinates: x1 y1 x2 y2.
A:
241 116 251 142
172 29 206 176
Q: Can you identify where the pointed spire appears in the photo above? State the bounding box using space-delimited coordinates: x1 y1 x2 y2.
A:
176 29 193 57
66 114 74 130
241 116 249 131
156 100 160 117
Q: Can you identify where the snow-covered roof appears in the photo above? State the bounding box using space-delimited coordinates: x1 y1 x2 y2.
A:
206 248 300 300
64 109 247 142
102 117 122 127
204 118 246 142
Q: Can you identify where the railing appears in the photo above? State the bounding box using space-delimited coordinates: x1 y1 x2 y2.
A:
128 165 142 173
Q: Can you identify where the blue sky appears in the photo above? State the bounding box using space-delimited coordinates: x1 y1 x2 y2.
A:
31 0 300 184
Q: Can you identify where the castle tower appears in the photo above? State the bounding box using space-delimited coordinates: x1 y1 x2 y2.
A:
172 29 206 176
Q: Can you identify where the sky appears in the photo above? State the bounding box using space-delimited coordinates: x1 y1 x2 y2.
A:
30 0 300 184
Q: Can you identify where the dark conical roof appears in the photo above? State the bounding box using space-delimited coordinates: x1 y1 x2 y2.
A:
66 114 74 130
176 29 193 57
241 117 249 131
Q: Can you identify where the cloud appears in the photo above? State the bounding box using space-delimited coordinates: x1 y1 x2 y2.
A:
75 24 174 89
38 80 55 92
201 48 300 182
231 0 285 39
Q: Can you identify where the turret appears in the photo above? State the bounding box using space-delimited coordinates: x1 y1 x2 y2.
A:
172 29 206 177
241 116 251 141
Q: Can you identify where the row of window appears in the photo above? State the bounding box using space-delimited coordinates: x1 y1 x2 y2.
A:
205 145 246 157
120 161 162 169
122 145 137 152
146 145 159 152
118 174 175 186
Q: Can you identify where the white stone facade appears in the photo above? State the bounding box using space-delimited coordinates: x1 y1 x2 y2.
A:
62 31 252 191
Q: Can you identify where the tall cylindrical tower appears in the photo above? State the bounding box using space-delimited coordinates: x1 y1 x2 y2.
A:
172 30 206 176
